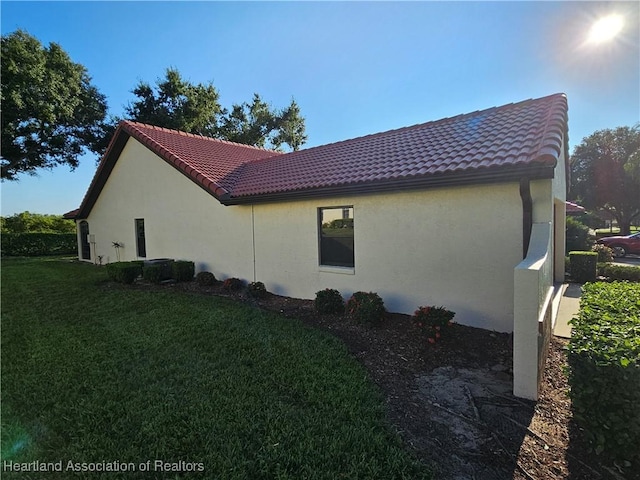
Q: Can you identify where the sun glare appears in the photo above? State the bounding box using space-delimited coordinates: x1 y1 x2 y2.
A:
587 14 624 44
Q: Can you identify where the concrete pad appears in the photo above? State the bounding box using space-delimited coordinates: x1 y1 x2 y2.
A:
553 283 582 338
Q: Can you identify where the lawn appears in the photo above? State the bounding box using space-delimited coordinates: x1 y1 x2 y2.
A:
595 226 640 235
1 257 430 479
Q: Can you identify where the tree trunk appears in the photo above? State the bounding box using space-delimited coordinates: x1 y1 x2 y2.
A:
618 219 631 236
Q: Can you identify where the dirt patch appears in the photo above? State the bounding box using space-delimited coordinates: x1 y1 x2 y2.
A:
130 280 636 480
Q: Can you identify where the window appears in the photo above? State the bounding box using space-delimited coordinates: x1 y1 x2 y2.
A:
135 219 146 258
319 207 354 268
79 221 91 260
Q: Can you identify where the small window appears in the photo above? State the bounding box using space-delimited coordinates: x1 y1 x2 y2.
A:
319 207 354 268
135 219 146 258
79 221 91 260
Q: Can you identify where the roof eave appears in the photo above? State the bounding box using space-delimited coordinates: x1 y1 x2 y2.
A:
76 126 131 219
222 163 557 206
76 122 233 219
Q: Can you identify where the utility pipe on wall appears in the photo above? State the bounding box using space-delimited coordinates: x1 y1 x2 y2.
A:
520 178 533 259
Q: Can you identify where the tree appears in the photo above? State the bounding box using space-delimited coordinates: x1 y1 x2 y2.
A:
219 95 307 151
272 99 307 151
1 30 110 181
124 68 221 136
124 69 307 151
0 211 75 234
570 125 640 235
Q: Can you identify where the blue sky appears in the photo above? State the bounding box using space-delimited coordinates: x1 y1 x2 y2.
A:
1 1 639 216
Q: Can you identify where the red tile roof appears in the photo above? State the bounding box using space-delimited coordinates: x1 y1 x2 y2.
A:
74 93 568 217
63 208 80 219
75 121 281 217
566 201 586 214
228 93 568 202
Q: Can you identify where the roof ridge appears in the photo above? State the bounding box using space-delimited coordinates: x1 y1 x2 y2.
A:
531 94 568 160
121 120 283 155
258 93 568 160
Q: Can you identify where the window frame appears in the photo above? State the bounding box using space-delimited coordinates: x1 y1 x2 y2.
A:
135 218 147 258
317 206 355 271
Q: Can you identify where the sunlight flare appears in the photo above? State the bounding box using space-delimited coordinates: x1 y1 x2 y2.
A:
587 14 624 44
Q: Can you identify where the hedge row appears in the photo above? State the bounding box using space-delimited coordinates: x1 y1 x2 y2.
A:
1 233 77 257
108 260 195 284
568 251 598 283
603 264 640 282
567 282 640 467
567 253 640 283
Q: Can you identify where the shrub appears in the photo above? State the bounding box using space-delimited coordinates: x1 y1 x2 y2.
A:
248 281 268 298
346 292 385 325
143 259 173 280
222 277 244 291
314 288 345 314
142 264 163 284
603 264 640 282
412 306 455 344
195 271 216 286
591 243 614 263
172 260 195 282
1 233 77 257
566 217 593 253
569 251 597 283
567 282 640 467
106 261 142 284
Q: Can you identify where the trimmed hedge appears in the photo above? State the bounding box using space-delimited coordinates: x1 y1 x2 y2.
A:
106 262 143 284
603 264 640 282
569 251 597 283
195 271 216 286
314 288 345 314
1 233 77 256
172 260 195 282
567 282 640 467
142 264 163 284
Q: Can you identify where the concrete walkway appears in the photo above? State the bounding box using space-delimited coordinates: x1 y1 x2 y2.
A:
552 283 582 338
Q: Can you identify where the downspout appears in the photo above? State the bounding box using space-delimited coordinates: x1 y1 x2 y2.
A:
520 178 533 259
251 205 257 282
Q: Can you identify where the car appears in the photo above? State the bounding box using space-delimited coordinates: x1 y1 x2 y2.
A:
597 232 640 257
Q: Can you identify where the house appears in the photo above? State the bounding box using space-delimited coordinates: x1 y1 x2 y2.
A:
566 201 586 215
69 93 569 399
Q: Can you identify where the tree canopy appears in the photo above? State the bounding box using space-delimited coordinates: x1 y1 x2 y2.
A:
124 69 307 151
1 30 110 181
1 211 76 234
570 124 640 235
124 68 221 136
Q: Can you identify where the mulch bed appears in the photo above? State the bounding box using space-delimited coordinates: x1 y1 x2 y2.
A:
136 279 636 480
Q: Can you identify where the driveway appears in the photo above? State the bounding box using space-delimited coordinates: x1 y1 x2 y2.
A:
613 255 640 267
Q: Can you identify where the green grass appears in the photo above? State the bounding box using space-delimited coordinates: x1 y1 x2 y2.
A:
1 257 430 479
595 226 640 235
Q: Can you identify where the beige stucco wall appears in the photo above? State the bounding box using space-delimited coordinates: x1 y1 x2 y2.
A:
252 184 523 332
82 138 254 280
79 137 570 333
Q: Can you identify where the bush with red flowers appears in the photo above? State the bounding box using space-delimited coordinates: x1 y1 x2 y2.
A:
346 291 386 325
412 306 455 344
222 277 245 291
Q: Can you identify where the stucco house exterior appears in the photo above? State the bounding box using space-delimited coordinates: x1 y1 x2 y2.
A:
68 93 569 399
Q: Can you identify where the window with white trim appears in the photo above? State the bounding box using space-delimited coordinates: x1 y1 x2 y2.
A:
318 207 354 268
135 218 146 258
